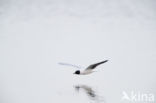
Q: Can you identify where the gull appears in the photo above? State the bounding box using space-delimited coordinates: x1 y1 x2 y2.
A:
74 60 108 75
59 60 108 75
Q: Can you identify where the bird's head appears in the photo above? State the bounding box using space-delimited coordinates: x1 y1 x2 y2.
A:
74 70 80 75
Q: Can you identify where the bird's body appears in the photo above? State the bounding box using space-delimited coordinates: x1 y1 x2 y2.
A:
74 60 108 75
79 69 95 75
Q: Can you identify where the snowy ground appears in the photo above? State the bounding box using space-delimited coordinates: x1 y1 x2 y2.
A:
0 0 156 103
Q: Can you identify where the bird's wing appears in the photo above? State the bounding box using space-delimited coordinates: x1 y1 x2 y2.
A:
85 60 108 70
58 62 83 69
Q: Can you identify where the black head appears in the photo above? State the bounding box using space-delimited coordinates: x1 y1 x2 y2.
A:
74 70 80 75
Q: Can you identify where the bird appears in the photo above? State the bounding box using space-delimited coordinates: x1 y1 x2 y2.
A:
73 60 108 75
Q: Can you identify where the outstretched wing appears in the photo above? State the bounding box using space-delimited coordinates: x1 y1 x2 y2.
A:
58 62 83 69
86 60 108 70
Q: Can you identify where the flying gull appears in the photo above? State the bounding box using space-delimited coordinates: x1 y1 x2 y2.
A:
59 60 108 75
74 60 108 75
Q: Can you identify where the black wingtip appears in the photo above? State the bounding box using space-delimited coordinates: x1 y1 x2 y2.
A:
103 60 108 63
105 60 108 62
